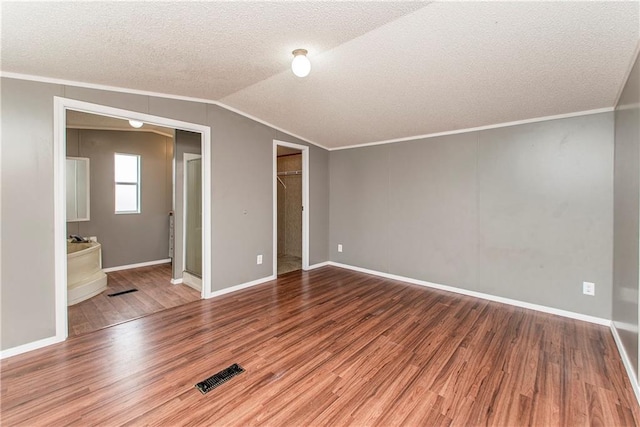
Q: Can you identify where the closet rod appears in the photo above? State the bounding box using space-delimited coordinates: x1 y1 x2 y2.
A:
277 170 302 176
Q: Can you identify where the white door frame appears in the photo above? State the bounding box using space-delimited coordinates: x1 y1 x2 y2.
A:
273 139 309 275
183 153 202 291
54 97 213 342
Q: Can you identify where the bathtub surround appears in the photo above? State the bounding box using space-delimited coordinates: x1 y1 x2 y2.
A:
66 240 107 305
66 128 173 269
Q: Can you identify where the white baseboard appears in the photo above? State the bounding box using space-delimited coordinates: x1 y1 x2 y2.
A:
183 271 202 292
307 261 330 270
207 275 276 299
170 278 183 285
327 262 611 326
610 322 640 406
0 334 65 360
103 258 171 273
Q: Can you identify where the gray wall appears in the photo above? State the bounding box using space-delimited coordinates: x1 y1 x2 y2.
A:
172 129 202 280
66 128 173 268
613 53 640 378
1 79 63 349
330 113 614 318
0 77 330 350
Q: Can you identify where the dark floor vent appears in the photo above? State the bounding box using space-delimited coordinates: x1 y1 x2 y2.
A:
107 289 138 297
195 364 245 394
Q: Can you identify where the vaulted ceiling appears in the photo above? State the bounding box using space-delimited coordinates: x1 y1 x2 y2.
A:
2 1 638 149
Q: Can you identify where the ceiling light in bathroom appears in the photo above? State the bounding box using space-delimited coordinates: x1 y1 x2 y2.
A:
129 120 144 128
291 49 311 78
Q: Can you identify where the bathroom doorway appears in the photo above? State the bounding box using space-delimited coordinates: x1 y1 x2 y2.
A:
65 111 203 336
54 98 212 341
273 140 309 275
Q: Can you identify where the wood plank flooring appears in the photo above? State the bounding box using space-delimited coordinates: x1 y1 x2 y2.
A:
2 266 638 426
67 263 201 337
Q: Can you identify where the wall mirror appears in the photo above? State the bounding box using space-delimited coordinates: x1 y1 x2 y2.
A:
66 157 90 222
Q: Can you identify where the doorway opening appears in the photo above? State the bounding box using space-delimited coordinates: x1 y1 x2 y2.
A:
54 97 212 342
182 150 203 291
65 111 204 336
273 140 309 276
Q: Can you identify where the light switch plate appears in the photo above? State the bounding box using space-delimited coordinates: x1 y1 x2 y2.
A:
257 255 263 265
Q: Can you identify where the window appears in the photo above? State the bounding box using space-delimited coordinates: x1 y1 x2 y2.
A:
114 153 140 214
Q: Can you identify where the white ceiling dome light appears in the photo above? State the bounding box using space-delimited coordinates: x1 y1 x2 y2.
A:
291 49 311 78
128 119 144 128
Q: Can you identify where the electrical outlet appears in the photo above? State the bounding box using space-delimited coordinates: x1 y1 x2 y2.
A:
257 254 263 265
338 244 343 253
583 281 595 296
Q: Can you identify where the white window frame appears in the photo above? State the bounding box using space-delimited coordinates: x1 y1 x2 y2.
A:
114 152 141 214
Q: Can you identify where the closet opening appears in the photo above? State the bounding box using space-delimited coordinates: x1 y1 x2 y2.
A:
273 140 309 276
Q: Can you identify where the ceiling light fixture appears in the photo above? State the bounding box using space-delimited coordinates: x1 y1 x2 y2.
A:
129 120 144 128
291 49 311 78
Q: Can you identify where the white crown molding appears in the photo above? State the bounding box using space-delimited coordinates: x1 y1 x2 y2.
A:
218 101 328 150
0 71 618 153
614 39 640 108
0 71 329 151
327 262 611 326
332 107 616 151
616 102 640 112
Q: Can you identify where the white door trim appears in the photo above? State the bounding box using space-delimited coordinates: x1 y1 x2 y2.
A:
273 140 310 276
54 97 213 343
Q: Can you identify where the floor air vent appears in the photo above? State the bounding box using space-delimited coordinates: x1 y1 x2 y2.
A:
195 363 245 394
107 289 138 297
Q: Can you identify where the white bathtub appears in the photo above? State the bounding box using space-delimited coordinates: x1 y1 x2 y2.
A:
67 241 107 306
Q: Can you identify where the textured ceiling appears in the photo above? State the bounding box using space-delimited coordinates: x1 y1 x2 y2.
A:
2 1 638 149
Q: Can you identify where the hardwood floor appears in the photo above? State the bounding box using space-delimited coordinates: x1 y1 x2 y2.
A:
2 266 638 426
67 263 200 337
